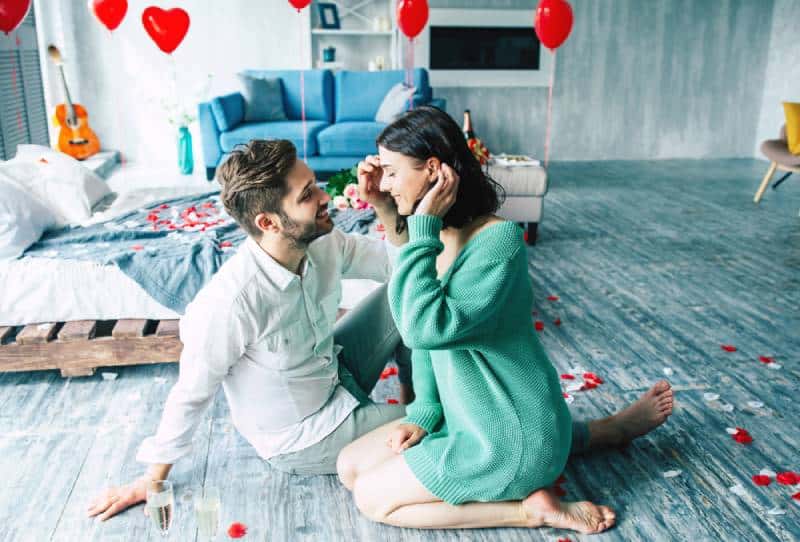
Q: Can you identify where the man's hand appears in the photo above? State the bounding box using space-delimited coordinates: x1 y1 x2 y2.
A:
386 423 427 453
87 475 150 521
415 163 459 218
357 155 393 210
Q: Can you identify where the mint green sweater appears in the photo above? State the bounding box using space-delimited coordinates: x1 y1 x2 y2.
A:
389 215 572 505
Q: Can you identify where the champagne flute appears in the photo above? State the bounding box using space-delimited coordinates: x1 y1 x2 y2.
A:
146 480 174 537
194 486 221 540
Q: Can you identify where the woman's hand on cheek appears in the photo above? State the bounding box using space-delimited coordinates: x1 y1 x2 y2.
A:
414 163 459 218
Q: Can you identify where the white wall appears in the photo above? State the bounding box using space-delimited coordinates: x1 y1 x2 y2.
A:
34 0 310 167
754 0 800 153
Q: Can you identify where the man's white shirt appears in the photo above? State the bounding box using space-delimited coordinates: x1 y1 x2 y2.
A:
136 229 395 464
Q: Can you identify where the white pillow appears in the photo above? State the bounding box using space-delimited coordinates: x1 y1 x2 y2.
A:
375 84 416 124
0 176 56 260
6 145 111 225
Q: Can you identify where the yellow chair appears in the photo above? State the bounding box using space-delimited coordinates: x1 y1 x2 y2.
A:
754 124 800 204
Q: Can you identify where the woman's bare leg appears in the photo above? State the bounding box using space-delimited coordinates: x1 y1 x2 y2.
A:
336 417 405 491
352 454 615 533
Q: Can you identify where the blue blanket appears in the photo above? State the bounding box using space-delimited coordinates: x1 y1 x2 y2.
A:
24 191 376 314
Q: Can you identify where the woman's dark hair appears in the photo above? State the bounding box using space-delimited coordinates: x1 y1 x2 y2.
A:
376 105 505 231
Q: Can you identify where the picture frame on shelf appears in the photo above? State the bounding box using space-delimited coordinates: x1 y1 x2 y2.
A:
317 3 340 29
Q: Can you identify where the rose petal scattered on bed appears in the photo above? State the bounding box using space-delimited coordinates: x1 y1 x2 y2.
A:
131 245 144 251
792 492 800 503
703 393 720 402
759 356 774 364
547 295 559 301
776 472 800 485
387 399 399 404
380 366 398 379
752 474 771 486
535 321 544 331
376 223 385 232
721 344 737 352
560 374 575 380
729 483 747 497
663 470 682 478
227 522 247 538
557 538 573 542
562 393 574 404
553 318 562 326
220 241 233 248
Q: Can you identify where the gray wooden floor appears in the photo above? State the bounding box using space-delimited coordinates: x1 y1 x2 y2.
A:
1 159 798 542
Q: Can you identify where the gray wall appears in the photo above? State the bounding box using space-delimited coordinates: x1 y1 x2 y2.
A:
754 0 800 152
432 0 775 160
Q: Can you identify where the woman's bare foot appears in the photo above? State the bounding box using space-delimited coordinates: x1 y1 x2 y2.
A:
588 380 674 449
522 488 615 533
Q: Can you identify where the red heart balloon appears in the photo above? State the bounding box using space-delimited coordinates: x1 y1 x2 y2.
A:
89 0 127 31
0 0 31 35
141 6 190 54
288 0 311 10
534 0 573 51
396 0 428 39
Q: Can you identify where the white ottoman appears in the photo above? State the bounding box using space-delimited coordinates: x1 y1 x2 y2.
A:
486 164 548 245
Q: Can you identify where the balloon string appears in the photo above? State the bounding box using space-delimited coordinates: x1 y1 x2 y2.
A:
11 33 24 136
299 12 307 161
544 49 556 168
408 39 415 111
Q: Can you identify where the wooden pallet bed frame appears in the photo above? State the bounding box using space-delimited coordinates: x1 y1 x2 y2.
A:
0 319 181 377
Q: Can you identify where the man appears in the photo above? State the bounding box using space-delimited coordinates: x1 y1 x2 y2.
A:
88 139 411 520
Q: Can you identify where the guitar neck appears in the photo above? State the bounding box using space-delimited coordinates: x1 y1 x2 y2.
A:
57 65 77 122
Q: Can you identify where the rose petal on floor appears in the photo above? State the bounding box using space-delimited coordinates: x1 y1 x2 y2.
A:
547 295 559 301
759 356 774 364
721 344 737 352
776 472 800 485
752 474 771 486
535 321 545 331
227 522 248 538
729 483 747 497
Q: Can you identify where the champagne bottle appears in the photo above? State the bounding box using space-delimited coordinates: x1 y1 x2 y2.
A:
462 109 476 140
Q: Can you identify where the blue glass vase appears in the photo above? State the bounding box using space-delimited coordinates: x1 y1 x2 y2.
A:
177 125 194 174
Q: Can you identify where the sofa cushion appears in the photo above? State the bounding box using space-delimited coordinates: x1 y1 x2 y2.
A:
335 69 431 122
240 70 334 123
210 92 245 132
375 83 417 123
220 120 329 156
317 122 386 157
238 74 288 123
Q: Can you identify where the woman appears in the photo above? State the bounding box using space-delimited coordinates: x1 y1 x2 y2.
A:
337 106 673 533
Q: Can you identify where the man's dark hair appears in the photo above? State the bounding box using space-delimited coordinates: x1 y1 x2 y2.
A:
216 139 297 238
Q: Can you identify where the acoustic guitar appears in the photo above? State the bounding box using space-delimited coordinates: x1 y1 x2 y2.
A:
47 45 100 160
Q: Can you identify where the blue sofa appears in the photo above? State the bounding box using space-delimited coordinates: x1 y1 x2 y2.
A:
198 68 446 180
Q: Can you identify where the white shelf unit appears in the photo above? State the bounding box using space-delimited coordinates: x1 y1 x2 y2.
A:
309 0 400 71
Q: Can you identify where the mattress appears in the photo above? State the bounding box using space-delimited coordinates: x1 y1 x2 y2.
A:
0 187 381 326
